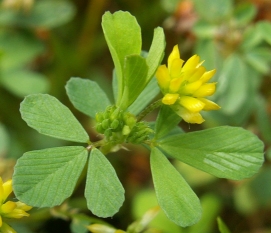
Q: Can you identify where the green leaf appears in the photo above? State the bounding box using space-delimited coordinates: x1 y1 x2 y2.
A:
192 21 218 39
193 0 233 23
244 47 271 74
146 27 165 82
66 77 111 118
131 190 182 233
85 148 125 217
159 126 264 180
13 146 88 207
150 147 202 227
257 21 271 46
249 167 271 206
102 11 141 104
112 69 119 103
20 94 89 143
217 54 248 114
217 217 231 233
23 0 75 28
127 77 160 115
233 3 256 26
155 105 181 140
195 39 223 71
119 55 148 109
0 31 44 70
255 95 271 143
240 26 262 50
1 69 49 97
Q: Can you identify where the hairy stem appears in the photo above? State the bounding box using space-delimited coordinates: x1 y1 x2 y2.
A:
137 99 162 122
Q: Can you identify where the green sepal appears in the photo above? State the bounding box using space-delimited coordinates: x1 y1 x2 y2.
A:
85 148 125 217
66 77 111 119
159 126 264 180
20 94 89 143
150 147 202 227
13 146 88 207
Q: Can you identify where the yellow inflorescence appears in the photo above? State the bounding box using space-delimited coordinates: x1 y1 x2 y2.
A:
156 45 220 124
0 177 32 233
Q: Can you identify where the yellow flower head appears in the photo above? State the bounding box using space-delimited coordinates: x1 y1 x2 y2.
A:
156 45 220 124
0 177 32 233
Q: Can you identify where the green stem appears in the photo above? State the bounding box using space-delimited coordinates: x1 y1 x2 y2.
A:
136 99 162 122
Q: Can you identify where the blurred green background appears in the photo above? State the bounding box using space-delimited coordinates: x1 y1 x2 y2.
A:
0 0 271 232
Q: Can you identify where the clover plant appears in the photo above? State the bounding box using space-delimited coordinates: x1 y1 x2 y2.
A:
12 11 264 228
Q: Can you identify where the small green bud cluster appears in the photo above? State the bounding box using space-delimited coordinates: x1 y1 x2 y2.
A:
126 121 154 144
95 105 137 142
95 105 153 145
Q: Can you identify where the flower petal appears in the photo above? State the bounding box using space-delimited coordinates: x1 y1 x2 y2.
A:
168 45 180 70
162 93 179 105
2 180 12 203
200 69 216 83
169 77 183 93
198 98 221 110
169 59 184 78
189 66 206 82
173 106 205 124
0 178 4 203
1 201 16 214
4 208 30 219
179 80 202 95
193 83 217 97
16 202 32 212
156 65 170 90
179 96 205 113
182 55 200 72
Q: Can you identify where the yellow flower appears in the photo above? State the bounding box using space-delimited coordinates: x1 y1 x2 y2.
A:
156 45 220 124
0 177 32 233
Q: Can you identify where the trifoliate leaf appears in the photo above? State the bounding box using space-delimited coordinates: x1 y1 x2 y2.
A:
66 77 111 118
20 94 89 143
13 146 88 207
159 126 264 180
119 55 148 109
150 147 202 227
85 148 125 217
102 11 141 104
146 27 165 82
1 69 49 97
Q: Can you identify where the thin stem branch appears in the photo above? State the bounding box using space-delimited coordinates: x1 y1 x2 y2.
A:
137 99 162 122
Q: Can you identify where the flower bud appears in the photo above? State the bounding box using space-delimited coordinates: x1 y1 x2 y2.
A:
95 123 104 133
111 119 119 130
95 112 104 123
104 129 112 139
110 107 120 121
122 125 131 136
126 122 153 144
102 119 110 130
123 112 136 128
